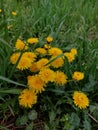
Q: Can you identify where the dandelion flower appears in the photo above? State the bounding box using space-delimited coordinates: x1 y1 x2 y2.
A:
27 38 38 44
35 48 47 55
70 48 77 55
54 71 67 85
46 36 53 43
73 91 89 109
27 75 45 93
37 58 49 70
15 39 28 50
64 52 75 62
23 52 36 62
17 57 32 70
44 44 51 49
30 62 39 72
12 11 17 16
50 57 64 68
39 68 55 83
48 47 62 56
19 89 37 108
72 71 84 81
10 52 20 64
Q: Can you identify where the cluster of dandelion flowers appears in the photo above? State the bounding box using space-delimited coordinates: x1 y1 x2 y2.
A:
46 36 53 43
73 91 89 109
27 38 38 44
39 68 55 83
54 71 67 86
72 71 84 81
15 39 28 50
27 75 46 93
19 89 37 108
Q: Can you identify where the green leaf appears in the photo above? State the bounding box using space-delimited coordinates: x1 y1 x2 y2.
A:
82 75 96 92
0 88 21 94
16 115 28 126
83 114 91 130
49 110 56 123
44 124 50 130
25 123 33 130
69 113 80 130
0 76 26 87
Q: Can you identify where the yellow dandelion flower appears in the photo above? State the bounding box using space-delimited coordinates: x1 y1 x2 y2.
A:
44 44 51 49
72 71 84 81
27 38 38 44
19 89 37 108
0 9 2 13
23 52 36 62
37 58 49 70
27 75 45 93
35 48 47 55
12 11 17 16
64 52 75 62
54 71 67 85
50 57 64 68
70 48 77 55
48 47 63 56
15 39 28 50
46 36 53 43
73 91 89 109
17 57 32 70
39 68 55 83
10 52 20 64
30 62 39 72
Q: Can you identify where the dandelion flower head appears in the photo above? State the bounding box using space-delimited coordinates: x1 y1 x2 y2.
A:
70 48 77 56
27 38 38 44
73 91 89 109
72 71 84 81
10 52 20 64
48 47 63 56
50 57 64 68
64 52 75 62
27 75 45 93
17 56 32 70
39 68 55 83
15 39 28 50
46 36 53 43
54 71 67 85
35 48 47 55
19 89 37 108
